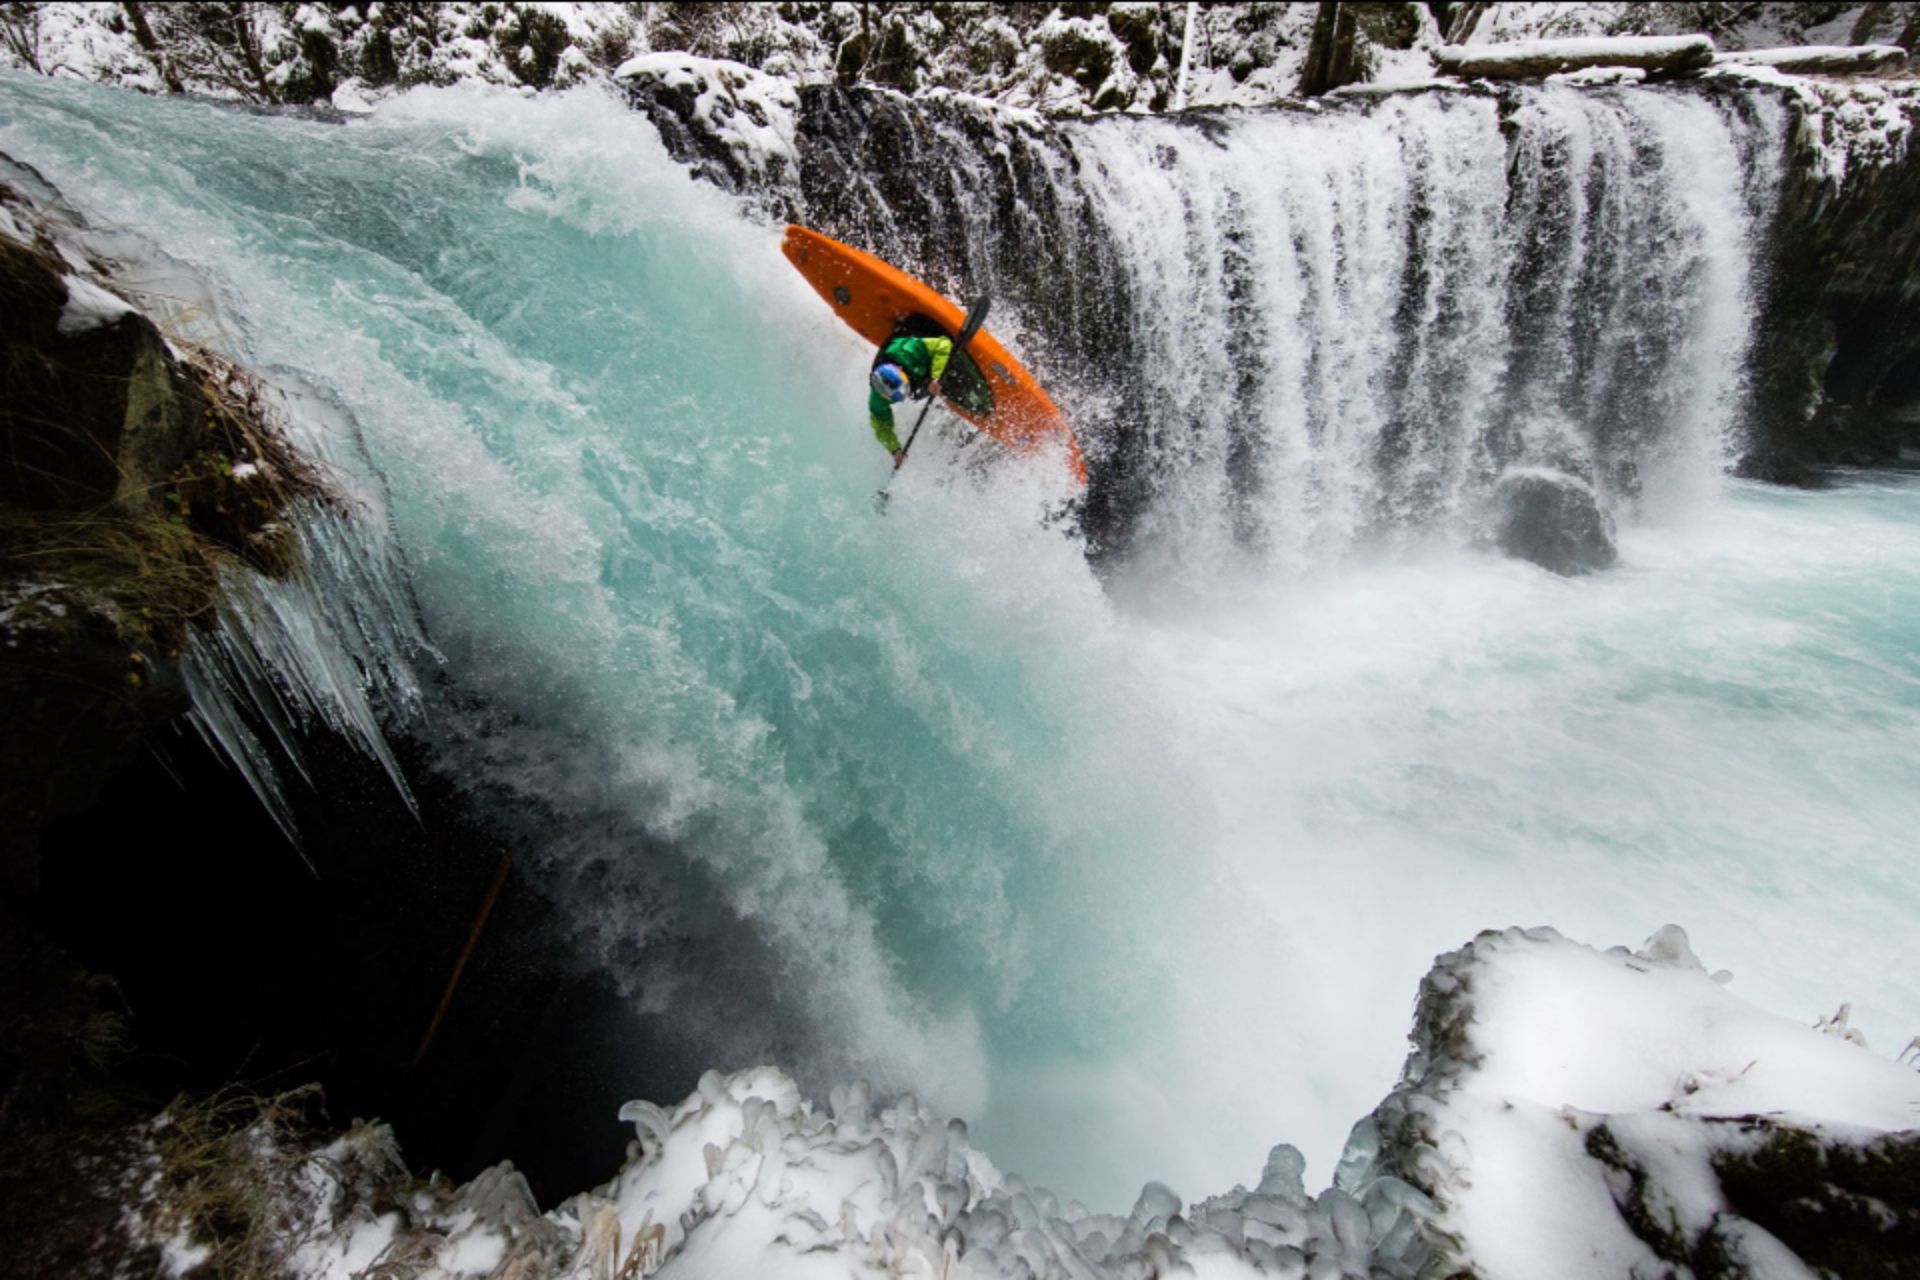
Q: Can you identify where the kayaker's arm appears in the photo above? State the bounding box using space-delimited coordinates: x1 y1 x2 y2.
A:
922 336 953 385
868 386 902 454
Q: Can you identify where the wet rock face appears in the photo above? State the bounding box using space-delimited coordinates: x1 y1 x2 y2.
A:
0 203 205 883
0 169 318 882
1489 468 1618 574
625 67 1920 562
1743 85 1920 479
0 237 200 516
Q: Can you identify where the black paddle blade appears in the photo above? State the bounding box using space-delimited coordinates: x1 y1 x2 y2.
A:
957 295 990 346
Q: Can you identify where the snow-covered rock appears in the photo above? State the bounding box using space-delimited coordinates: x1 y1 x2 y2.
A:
5 3 1917 118
614 53 799 193
1351 925 1920 1280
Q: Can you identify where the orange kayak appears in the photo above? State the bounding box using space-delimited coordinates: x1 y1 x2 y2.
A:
780 224 1087 486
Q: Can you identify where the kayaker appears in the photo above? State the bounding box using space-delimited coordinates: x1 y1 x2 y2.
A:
868 328 953 469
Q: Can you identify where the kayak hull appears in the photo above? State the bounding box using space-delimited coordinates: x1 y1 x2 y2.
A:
781 224 1087 485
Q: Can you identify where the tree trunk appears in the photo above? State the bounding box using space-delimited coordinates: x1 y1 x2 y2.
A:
1721 45 1908 75
228 1 275 103
1298 1 1366 97
120 2 183 93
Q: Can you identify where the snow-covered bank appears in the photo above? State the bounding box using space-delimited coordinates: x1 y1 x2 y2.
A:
117 926 1919 1279
5 3 1915 121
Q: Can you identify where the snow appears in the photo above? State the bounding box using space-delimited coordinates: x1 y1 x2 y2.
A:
1325 78 1462 99
1705 62 1920 185
156 1230 209 1277
56 271 133 334
1464 928 1920 1126
99 919 1918 1276
1385 926 1920 1280
614 52 799 185
328 78 381 116
1549 64 1649 86
1456 3 1629 45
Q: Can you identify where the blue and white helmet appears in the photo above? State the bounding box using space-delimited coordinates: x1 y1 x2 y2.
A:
870 362 909 404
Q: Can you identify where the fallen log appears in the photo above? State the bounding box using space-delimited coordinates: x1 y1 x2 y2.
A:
1435 34 1716 80
1719 45 1909 75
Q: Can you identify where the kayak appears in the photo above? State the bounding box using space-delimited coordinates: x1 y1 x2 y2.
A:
780 224 1087 485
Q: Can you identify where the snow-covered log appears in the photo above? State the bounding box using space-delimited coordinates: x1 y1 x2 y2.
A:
1720 44 1910 76
1435 34 1716 80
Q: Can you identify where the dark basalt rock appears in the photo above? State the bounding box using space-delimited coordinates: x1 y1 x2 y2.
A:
1742 85 1920 478
1588 1115 1920 1279
1 203 201 887
1489 468 1618 575
0 168 318 886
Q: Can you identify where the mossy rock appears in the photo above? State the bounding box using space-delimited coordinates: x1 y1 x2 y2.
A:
1040 25 1117 92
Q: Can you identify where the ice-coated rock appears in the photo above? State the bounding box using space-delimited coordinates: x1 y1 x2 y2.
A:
118 927 1920 1279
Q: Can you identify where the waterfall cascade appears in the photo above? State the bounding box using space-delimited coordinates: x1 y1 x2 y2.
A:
709 81 1791 572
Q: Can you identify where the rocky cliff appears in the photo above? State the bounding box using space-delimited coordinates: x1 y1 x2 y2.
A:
0 156 321 891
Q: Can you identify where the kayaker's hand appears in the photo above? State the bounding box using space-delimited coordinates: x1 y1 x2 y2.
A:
892 448 907 469
927 377 941 397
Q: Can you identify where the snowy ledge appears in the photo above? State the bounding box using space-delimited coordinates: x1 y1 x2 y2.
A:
120 925 1919 1279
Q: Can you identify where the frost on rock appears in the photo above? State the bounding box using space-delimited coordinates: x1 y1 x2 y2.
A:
1708 62 1920 187
614 52 799 193
112 926 1920 1277
1353 925 1920 1280
128 1065 1433 1279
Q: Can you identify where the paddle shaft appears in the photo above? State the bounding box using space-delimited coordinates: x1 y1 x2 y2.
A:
879 295 991 499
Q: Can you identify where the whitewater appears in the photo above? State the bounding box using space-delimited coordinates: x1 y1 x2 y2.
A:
3 70 1917 1215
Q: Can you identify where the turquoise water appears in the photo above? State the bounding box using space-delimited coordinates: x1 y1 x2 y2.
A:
4 74 1917 1211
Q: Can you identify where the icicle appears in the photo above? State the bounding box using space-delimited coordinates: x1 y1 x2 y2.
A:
177 503 435 852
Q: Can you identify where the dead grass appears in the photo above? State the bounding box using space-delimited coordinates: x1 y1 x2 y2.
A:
142 1084 332 1278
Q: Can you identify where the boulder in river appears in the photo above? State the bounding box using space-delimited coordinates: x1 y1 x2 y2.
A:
1489 467 1618 575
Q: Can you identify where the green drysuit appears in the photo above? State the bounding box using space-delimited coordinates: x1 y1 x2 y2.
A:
868 334 953 453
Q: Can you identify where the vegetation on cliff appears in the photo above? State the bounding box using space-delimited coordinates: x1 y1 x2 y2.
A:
0 170 328 859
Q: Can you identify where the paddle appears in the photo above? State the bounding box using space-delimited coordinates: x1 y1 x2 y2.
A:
874 294 991 513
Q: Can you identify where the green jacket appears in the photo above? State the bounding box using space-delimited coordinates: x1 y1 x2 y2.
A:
868 334 953 453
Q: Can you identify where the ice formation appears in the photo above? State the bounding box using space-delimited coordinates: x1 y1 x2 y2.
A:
116 926 1920 1278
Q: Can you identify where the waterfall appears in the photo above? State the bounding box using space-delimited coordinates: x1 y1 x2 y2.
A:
770 83 1787 573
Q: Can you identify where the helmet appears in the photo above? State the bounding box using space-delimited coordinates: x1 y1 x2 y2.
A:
870 362 909 404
